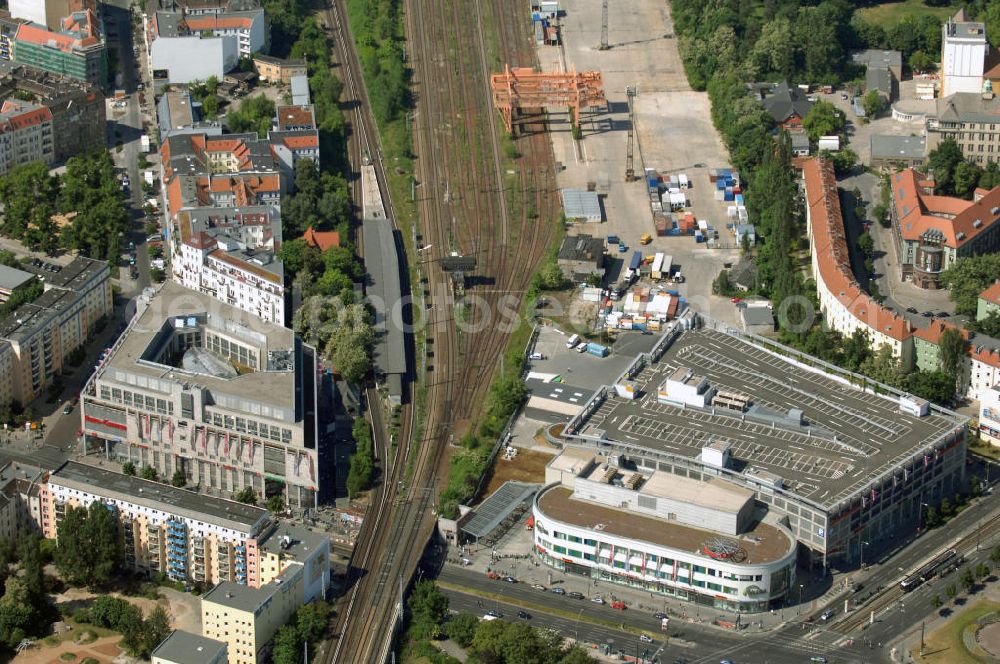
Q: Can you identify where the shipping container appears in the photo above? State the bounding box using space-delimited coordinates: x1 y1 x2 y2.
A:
679 174 689 188
724 190 735 201
695 231 704 243
629 251 642 271
586 343 609 357
651 252 665 279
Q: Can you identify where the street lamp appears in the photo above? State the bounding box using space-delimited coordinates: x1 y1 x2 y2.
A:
860 540 870 569
919 501 929 531
798 583 804 612
575 607 584 643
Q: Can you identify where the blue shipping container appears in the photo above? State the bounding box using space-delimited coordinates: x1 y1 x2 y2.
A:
629 251 642 271
586 343 609 357
716 179 726 190
666 289 679 296
734 194 744 205
724 191 735 201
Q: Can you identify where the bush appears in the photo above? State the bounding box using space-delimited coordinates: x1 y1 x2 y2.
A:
72 608 91 624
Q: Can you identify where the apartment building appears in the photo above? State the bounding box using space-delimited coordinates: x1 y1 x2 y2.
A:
13 9 106 87
41 461 270 584
79 282 322 507
0 459 44 541
152 630 228 664
269 104 319 170
8 0 94 31
0 256 111 406
0 12 27 61
0 99 53 174
889 168 1000 288
0 60 106 160
171 206 284 325
145 3 266 86
927 92 1000 164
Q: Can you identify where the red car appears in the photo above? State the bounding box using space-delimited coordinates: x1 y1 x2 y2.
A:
611 601 626 610
730 297 743 303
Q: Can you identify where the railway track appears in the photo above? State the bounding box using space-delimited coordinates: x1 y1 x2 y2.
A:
829 512 1000 635
321 0 560 657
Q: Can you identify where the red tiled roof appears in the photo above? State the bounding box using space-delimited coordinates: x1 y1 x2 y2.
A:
276 105 315 130
184 15 255 31
802 157 912 341
0 103 51 131
981 281 1000 307
891 168 1000 248
280 134 319 150
302 226 340 251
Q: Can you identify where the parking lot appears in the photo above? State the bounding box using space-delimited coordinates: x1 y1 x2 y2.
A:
533 0 741 324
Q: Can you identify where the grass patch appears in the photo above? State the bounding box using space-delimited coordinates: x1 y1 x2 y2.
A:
59 653 77 662
913 600 1000 664
857 0 953 26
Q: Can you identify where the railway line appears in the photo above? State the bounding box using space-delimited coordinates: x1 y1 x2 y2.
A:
320 0 561 657
829 512 1000 635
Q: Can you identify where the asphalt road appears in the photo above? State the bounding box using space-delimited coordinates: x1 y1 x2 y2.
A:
440 582 873 664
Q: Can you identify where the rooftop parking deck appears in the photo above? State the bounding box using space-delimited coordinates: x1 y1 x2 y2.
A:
575 328 963 507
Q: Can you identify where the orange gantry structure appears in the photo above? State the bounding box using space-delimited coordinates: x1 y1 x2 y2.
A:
490 65 607 133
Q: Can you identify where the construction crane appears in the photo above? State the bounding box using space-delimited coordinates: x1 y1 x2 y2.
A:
625 85 636 181
599 0 609 50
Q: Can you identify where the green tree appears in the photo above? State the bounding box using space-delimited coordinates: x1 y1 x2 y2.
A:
857 232 874 257
407 580 449 640
927 137 965 196
295 601 332 643
860 344 903 387
271 624 301 664
909 50 935 73
751 17 794 77
226 95 276 138
140 466 158 482
346 417 375 498
266 495 286 514
938 327 966 385
537 259 566 290
971 310 1000 338
803 101 845 142
58 151 130 262
234 486 258 505
905 370 955 405
0 576 44 647
930 594 943 610
960 566 976 592
954 160 982 198
940 497 953 517
925 506 941 528
991 546 1000 566
946 582 957 599
142 605 171 657
171 468 186 487
121 461 136 476
55 501 124 587
941 254 1000 315
861 90 886 118
445 612 479 647
976 562 991 580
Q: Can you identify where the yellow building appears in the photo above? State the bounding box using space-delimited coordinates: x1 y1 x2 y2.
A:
201 566 304 664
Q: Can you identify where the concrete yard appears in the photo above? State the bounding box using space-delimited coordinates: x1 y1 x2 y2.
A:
532 0 741 325
576 328 962 507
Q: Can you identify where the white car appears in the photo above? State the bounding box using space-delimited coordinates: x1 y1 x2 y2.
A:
591 596 604 604
529 352 544 360
639 634 653 643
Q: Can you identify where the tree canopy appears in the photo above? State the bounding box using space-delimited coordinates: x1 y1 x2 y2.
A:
226 95 276 138
55 501 124 587
803 101 845 142
941 254 1000 315
347 417 375 497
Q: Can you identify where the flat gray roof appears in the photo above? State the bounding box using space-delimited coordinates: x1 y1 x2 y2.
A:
851 49 902 70
740 306 774 327
561 189 602 221
51 461 269 533
575 328 963 507
866 67 892 95
0 264 33 291
362 219 406 377
871 134 926 160
462 481 537 539
101 281 299 405
202 580 275 613
151 630 226 664
259 523 329 561
935 92 1000 124
20 256 108 290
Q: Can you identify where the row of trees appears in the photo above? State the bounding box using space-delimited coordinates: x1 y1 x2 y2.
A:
345 0 409 127
55 501 124 588
0 536 54 651
346 417 375 497
941 254 1000 316
269 601 332 664
81 596 171 659
0 152 129 261
926 138 1000 198
406 581 595 663
930 554 999 612
293 296 373 384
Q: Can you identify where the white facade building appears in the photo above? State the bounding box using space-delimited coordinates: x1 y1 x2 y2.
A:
533 452 797 613
149 33 235 84
145 9 264 85
981 385 1000 445
171 206 285 325
941 9 988 97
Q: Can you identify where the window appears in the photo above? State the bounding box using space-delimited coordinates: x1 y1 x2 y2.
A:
630 564 642 573
692 565 706 574
553 545 566 554
614 560 626 569
707 582 722 592
554 532 567 540
583 538 597 546
567 535 582 544
568 549 582 558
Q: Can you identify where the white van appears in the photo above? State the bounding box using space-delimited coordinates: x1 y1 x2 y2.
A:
529 352 544 360
566 334 581 349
